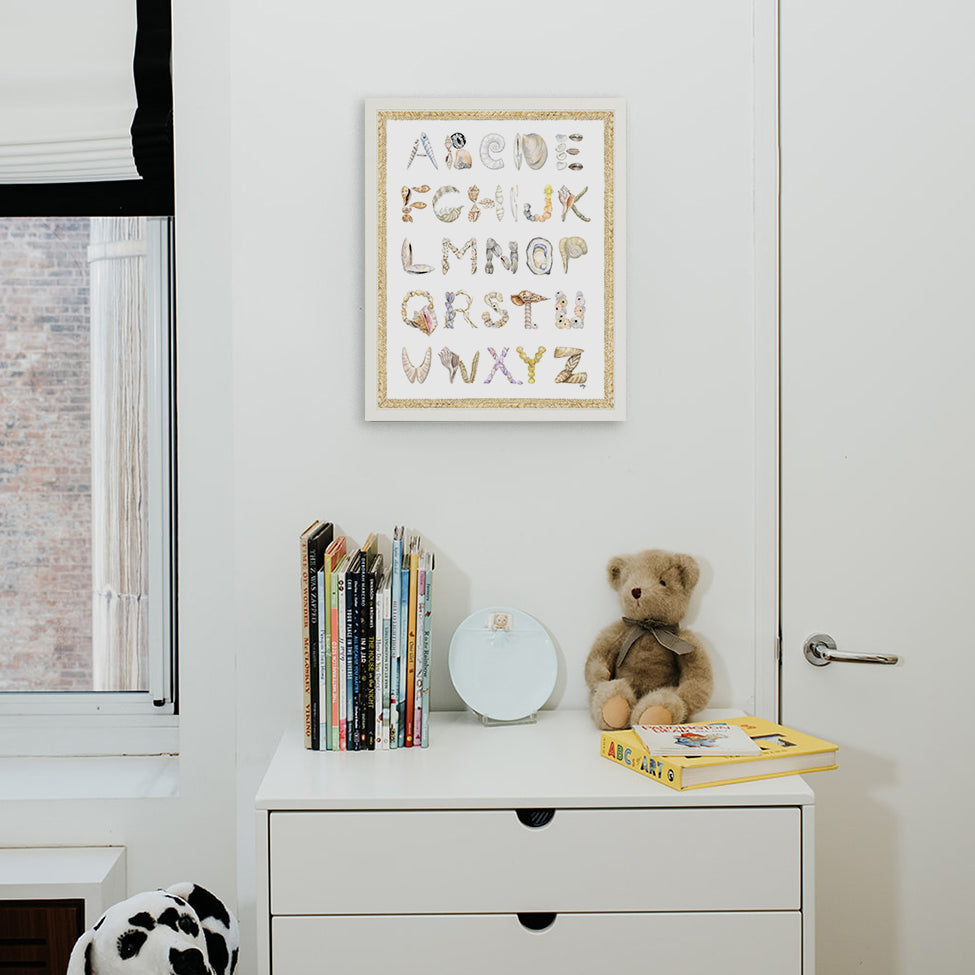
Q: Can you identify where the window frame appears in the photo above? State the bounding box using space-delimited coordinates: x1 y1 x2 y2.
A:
0 216 177 755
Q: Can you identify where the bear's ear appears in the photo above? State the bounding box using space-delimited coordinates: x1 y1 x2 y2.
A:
672 553 700 591
607 555 630 590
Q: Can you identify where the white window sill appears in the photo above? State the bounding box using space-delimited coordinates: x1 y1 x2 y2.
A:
0 713 178 758
0 754 179 800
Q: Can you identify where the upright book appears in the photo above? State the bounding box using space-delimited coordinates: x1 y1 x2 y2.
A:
377 566 392 749
404 537 421 746
331 550 350 750
420 551 434 748
320 535 347 750
305 521 334 750
298 520 318 750
389 527 403 750
600 716 838 791
363 547 383 750
341 549 361 750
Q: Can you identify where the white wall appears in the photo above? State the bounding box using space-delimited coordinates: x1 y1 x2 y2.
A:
1 4 770 973
230 1 770 967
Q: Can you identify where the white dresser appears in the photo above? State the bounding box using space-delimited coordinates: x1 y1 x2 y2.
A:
256 710 815 975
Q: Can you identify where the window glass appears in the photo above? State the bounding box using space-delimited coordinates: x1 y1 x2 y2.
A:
0 215 172 702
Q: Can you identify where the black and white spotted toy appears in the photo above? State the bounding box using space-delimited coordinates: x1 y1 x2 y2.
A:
66 883 239 975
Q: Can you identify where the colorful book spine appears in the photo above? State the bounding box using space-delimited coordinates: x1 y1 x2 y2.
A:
413 559 426 744
329 552 345 749
317 566 327 749
389 527 402 750
404 540 420 747
349 567 362 750
337 562 348 750
420 552 433 748
299 521 318 750
379 568 392 749
320 537 347 750
398 544 410 747
364 554 381 750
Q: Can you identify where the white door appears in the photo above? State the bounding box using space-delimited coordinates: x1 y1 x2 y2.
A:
780 4 975 973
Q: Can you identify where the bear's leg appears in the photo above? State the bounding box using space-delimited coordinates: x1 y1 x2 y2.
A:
637 704 674 725
589 679 637 730
631 687 688 726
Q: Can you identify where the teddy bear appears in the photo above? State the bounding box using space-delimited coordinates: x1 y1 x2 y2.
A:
585 549 713 729
66 882 238 975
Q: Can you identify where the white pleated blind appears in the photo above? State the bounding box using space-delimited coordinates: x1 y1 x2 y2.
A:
0 3 139 183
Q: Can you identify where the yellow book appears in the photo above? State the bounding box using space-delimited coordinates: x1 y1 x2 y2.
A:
404 541 420 746
600 716 838 790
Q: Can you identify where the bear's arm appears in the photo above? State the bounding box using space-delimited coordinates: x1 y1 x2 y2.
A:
584 620 629 691
674 629 714 716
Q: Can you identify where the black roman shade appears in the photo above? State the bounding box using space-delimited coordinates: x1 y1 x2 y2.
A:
0 0 173 216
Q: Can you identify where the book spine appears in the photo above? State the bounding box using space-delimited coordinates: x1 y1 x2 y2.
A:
389 530 402 750
599 734 684 790
398 554 410 747
307 543 321 751
330 567 341 749
404 546 419 747
381 576 392 749
365 563 377 750
413 562 426 744
420 555 433 748
349 569 361 751
318 567 328 750
337 570 348 750
299 527 314 750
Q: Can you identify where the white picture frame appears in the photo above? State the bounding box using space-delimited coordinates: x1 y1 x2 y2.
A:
365 98 626 421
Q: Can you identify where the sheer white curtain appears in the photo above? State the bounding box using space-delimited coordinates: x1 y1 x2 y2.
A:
0 3 139 183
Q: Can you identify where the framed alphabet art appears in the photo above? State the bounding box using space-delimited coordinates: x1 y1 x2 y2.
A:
365 98 625 421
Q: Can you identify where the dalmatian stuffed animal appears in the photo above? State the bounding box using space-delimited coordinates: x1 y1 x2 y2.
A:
66 883 238 975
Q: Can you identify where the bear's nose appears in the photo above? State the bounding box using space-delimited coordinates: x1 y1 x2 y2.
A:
631 587 642 599
170 947 208 975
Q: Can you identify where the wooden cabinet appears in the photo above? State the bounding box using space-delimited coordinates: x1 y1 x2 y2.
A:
256 711 815 975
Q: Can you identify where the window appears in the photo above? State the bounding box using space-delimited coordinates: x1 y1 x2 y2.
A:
0 215 175 729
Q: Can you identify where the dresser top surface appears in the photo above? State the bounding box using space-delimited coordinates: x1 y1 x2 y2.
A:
256 710 816 810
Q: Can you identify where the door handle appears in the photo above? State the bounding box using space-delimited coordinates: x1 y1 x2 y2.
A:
803 633 900 667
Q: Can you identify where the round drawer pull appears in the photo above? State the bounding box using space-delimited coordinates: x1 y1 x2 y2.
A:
518 912 557 931
516 808 555 828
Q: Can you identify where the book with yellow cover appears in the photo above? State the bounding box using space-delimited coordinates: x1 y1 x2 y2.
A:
600 716 838 790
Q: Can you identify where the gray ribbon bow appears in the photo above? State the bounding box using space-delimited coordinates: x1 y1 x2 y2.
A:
614 617 697 676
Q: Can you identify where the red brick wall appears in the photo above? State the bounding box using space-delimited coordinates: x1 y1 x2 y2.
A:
0 217 93 691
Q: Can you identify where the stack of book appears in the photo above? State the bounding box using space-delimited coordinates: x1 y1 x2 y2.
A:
300 522 434 750
600 716 838 790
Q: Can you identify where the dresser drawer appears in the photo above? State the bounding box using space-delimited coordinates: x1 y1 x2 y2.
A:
273 912 801 974
269 807 800 914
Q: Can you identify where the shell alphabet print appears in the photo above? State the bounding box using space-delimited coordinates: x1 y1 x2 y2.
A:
366 99 625 421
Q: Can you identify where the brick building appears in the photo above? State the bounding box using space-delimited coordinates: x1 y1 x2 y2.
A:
0 217 93 691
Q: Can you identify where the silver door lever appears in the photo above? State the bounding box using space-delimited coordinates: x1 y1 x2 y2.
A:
803 633 900 667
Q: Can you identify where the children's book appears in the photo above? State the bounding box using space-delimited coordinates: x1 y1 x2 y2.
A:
412 555 426 744
420 552 434 748
320 535 347 750
389 527 403 750
632 722 762 756
404 536 421 746
301 520 333 750
317 566 326 749
379 567 392 750
600 716 838 791
298 520 319 750
341 549 361 750
363 550 383 750
330 550 348 749
397 537 411 747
